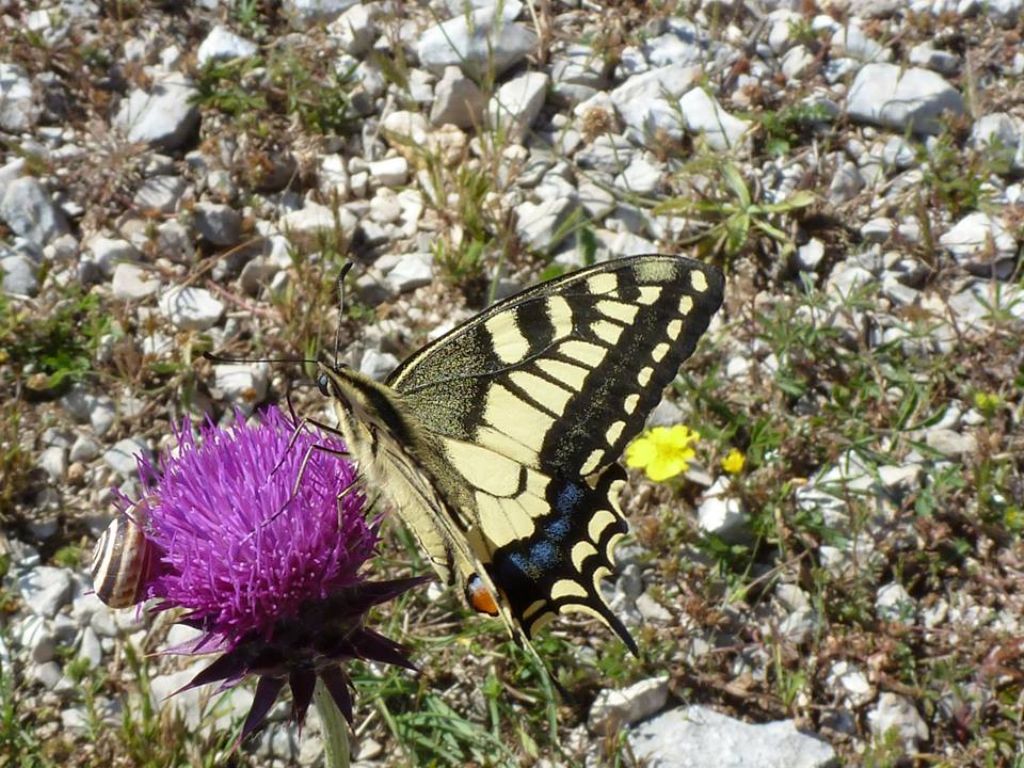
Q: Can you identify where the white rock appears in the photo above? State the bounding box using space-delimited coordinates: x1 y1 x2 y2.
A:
31 661 62 689
488 71 549 145
156 220 195 263
876 582 916 623
69 435 101 463
0 176 69 250
238 257 280 296
417 7 537 78
19 615 56 663
615 156 663 195
831 24 891 62
90 397 117 437
551 42 609 102
102 437 150 477
0 62 40 132
206 168 236 200
775 584 811 613
430 66 486 128
115 73 200 150
213 363 270 409
282 0 359 27
159 286 225 330
679 88 751 151
578 178 616 220
367 156 409 187
776 608 818 644
37 446 67 482
77 625 103 668
826 264 873 298
971 113 1024 172
381 110 431 148
908 43 959 75
610 64 703 144
439 0 523 16
644 30 707 70
385 253 433 293
515 197 577 253
111 262 161 300
17 566 74 619
279 202 357 245
1 254 39 296
327 3 378 55
84 235 138 278
588 677 669 735
134 175 187 213
827 661 874 708
948 281 1024 329
697 477 749 542
193 201 242 246
939 212 1017 275
877 464 923 493
369 189 402 224
630 705 836 768
847 63 964 136
349 170 368 197
318 154 350 199
576 133 636 174
881 275 919 306
828 160 864 204
958 0 1022 24
796 238 825 270
359 348 400 381
924 428 976 457
196 25 257 65
868 693 929 750
781 45 816 80
767 10 802 53
596 229 657 258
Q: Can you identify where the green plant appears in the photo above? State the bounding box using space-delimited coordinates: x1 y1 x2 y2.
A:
919 130 994 217
52 544 85 568
0 405 33 522
0 637 51 767
657 162 815 262
758 101 835 157
269 53 357 135
0 288 108 392
232 0 268 37
192 58 266 117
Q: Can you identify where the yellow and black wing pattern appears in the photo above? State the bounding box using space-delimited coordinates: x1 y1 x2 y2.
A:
379 254 724 652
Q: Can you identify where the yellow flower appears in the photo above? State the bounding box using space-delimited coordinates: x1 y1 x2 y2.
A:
973 391 1001 415
721 448 745 474
625 425 700 482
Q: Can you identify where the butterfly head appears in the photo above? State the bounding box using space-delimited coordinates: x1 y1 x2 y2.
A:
316 361 409 463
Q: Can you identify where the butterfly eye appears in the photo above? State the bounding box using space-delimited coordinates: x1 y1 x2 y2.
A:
316 372 331 396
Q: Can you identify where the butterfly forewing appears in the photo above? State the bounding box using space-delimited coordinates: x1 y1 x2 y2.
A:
383 255 723 649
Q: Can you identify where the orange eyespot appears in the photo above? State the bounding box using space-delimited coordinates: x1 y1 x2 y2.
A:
465 574 499 616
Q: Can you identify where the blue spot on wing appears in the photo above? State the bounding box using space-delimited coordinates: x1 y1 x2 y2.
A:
495 480 586 583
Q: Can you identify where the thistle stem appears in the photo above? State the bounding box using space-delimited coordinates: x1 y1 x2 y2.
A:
315 678 350 768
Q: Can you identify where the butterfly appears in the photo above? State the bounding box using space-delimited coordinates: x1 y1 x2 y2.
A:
317 254 724 655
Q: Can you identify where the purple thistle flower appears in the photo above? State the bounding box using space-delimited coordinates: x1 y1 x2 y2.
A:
106 405 424 741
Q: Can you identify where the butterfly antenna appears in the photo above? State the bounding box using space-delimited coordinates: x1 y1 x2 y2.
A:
334 261 355 368
203 351 310 365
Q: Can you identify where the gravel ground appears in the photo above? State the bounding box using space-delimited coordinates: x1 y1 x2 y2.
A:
2 1 1023 766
